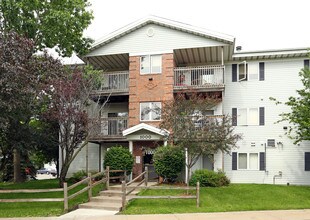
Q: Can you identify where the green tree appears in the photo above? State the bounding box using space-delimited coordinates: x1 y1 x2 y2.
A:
0 31 64 182
271 66 310 144
153 145 184 182
160 92 241 185
0 0 94 56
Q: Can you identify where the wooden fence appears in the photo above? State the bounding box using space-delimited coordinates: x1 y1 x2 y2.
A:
120 166 200 210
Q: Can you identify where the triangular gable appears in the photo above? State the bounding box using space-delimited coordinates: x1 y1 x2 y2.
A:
86 16 235 57
123 123 169 137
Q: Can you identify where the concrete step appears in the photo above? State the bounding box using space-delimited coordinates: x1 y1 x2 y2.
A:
90 195 122 204
79 202 121 211
99 190 140 197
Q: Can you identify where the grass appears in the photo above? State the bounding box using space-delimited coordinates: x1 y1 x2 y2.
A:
122 184 310 214
0 179 105 218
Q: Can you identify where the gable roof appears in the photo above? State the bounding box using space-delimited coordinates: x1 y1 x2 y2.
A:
233 47 309 61
122 123 170 137
89 15 235 53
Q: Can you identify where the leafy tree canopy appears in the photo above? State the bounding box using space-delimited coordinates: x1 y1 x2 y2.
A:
271 66 310 144
0 0 94 56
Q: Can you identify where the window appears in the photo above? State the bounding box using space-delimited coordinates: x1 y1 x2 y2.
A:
235 107 263 126
238 153 247 169
238 61 248 81
249 153 258 170
140 55 162 74
238 153 259 170
140 102 161 121
233 62 263 82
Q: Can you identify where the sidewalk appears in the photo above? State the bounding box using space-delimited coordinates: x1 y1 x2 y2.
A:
2 209 310 220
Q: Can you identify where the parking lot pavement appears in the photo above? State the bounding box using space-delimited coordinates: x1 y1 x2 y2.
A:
35 174 57 180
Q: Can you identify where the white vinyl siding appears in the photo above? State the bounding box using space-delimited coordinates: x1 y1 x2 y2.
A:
224 59 310 185
87 24 227 57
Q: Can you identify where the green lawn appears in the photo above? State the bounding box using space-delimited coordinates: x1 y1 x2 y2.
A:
122 184 310 214
0 179 105 218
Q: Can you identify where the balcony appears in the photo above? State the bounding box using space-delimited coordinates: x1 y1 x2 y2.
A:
93 71 129 96
174 65 225 91
89 117 128 141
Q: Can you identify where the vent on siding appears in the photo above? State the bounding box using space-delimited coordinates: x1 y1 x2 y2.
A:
267 139 276 147
251 142 256 147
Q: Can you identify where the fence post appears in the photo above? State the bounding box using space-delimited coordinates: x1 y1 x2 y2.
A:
88 173 92 200
124 170 127 183
144 166 148 187
63 182 68 213
121 180 126 210
106 166 110 190
196 181 200 208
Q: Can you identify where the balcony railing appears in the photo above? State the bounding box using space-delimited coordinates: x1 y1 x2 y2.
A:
174 65 224 90
96 71 129 94
89 117 128 140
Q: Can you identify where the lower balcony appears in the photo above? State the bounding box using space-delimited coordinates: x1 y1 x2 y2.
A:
89 117 128 141
174 65 225 91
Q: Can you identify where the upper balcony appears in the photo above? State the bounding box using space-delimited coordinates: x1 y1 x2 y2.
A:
174 65 225 92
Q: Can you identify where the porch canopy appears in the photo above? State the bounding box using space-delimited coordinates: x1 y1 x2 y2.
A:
122 123 169 141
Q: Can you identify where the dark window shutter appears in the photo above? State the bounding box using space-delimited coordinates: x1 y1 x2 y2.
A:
259 62 265 81
232 64 237 82
259 107 265 126
259 152 265 171
232 152 237 170
232 108 237 126
304 60 309 69
305 152 310 171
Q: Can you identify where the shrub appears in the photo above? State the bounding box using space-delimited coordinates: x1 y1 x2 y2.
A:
153 145 185 182
189 169 230 187
70 170 87 182
103 146 134 175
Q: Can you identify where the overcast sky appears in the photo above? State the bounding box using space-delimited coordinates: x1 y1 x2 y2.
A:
65 0 310 63
86 0 310 50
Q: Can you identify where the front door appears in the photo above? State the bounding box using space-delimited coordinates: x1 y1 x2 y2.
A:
143 150 158 181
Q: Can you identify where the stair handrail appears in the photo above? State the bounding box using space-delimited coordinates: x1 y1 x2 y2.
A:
121 166 149 210
63 171 107 212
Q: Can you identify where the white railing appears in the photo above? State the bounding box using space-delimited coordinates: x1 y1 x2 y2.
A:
89 117 128 139
174 65 224 89
99 71 129 93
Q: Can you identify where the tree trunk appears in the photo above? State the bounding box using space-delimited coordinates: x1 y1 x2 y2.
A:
13 148 22 183
59 163 70 188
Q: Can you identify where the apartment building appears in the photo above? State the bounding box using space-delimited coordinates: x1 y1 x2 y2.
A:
64 16 310 185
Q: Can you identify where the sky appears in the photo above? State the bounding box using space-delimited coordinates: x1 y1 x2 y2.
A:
65 0 310 63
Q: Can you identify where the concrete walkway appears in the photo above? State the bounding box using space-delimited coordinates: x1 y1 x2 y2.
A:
2 209 310 220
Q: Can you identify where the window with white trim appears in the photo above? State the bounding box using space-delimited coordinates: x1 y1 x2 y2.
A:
140 55 162 74
237 61 259 81
237 108 260 126
140 102 161 121
238 153 259 170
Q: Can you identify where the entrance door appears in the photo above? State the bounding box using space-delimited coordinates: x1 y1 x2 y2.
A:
143 152 158 181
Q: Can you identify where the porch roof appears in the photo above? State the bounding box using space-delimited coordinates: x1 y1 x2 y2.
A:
122 123 169 137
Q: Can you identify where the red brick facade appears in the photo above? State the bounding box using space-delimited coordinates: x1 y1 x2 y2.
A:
128 53 174 179
128 53 174 127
